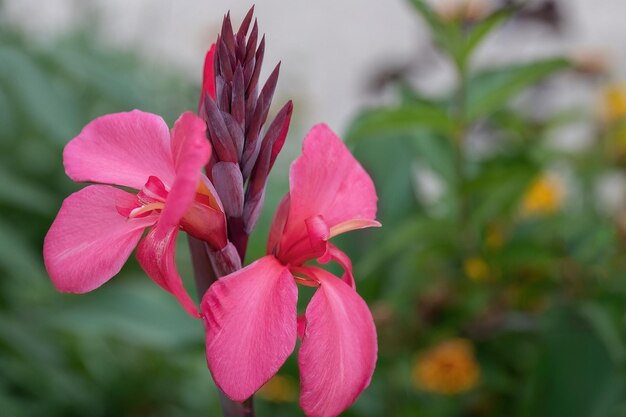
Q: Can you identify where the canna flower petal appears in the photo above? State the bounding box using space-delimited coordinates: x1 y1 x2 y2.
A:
201 255 298 401
136 112 219 318
157 111 212 235
288 123 378 229
267 193 290 255
319 243 355 289
201 43 217 102
64 110 176 190
275 124 379 263
137 112 226 317
298 267 377 417
44 185 157 293
136 226 200 318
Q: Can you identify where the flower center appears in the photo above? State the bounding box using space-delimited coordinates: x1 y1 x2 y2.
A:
128 202 165 218
289 266 320 288
116 176 169 219
115 175 226 249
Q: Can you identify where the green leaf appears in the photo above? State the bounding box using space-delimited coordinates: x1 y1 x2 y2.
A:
47 279 200 350
467 156 538 228
0 218 45 281
0 89 16 138
49 46 145 108
0 46 80 143
346 103 454 142
462 8 513 63
580 303 626 365
356 216 453 277
527 307 625 417
408 0 449 39
0 165 57 215
349 134 421 228
465 58 571 120
410 131 455 184
408 0 463 59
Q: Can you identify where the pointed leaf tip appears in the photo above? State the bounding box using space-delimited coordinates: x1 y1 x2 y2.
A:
239 6 255 37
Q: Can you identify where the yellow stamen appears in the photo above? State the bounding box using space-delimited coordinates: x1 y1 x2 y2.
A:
329 219 381 239
196 180 221 210
293 275 319 288
128 202 165 218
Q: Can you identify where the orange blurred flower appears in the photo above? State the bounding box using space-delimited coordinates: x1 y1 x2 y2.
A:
520 174 564 217
413 338 480 395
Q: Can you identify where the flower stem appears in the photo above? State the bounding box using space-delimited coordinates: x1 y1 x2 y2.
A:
188 236 255 417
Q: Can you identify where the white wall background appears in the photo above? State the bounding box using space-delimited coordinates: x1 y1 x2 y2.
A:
4 0 626 134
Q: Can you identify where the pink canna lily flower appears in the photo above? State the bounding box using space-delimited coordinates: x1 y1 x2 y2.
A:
44 110 227 318
201 124 380 417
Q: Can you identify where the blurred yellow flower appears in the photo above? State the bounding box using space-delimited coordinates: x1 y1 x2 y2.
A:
413 338 480 395
602 84 626 122
521 175 564 217
464 257 491 282
257 374 298 403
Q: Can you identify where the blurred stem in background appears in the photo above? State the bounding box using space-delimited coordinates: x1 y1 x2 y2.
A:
453 49 470 255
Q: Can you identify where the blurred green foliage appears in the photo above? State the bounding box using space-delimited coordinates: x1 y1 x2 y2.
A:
0 22 227 417
4 1 626 417
343 1 626 416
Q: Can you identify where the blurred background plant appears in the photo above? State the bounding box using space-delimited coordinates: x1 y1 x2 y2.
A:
3 0 626 416
345 1 626 416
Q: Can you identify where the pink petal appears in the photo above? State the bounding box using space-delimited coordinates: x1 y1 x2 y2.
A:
276 124 379 263
201 255 298 401
289 124 377 227
297 314 306 340
267 193 290 255
329 219 382 238
305 215 330 258
44 185 156 293
299 267 377 417
157 112 211 237
277 214 329 266
319 243 355 289
179 201 227 250
201 43 217 102
136 226 200 318
64 110 176 190
280 216 382 267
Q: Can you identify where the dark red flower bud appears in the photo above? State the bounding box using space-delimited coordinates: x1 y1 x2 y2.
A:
198 7 293 258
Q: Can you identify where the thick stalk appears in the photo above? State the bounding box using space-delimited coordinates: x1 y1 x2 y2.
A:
228 216 250 261
188 236 254 417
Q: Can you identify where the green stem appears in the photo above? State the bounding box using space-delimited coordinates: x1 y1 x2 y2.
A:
188 236 255 417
